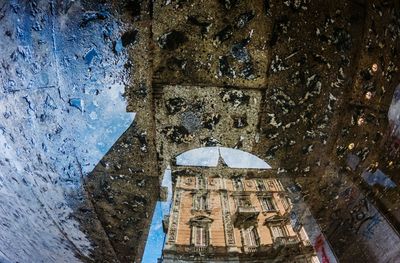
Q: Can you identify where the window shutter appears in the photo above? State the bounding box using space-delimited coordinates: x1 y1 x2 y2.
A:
249 228 256 247
195 226 201 245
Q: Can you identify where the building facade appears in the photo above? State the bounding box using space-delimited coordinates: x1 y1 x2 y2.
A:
161 164 319 263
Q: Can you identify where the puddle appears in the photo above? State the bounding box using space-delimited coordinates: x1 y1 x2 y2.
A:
176 146 271 169
142 167 173 263
0 1 133 261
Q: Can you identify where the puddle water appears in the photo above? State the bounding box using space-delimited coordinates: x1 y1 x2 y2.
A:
142 167 173 263
176 147 271 169
0 1 133 261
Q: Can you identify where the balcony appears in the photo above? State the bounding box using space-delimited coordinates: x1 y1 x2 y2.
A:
243 246 258 253
232 206 260 227
273 236 300 247
191 245 208 253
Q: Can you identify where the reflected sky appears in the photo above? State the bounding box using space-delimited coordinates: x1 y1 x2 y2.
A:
0 1 133 261
142 167 173 263
176 147 271 169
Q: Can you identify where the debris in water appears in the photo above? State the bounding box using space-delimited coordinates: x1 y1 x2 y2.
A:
69 98 84 112
121 29 138 47
158 30 188 50
84 48 98 65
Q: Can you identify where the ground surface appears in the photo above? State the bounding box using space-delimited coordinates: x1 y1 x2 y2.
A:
1 0 400 263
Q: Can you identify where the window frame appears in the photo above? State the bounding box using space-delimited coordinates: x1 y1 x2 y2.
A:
242 226 260 248
260 196 277 212
193 193 209 211
270 224 287 238
256 179 267 191
193 225 208 247
233 177 244 191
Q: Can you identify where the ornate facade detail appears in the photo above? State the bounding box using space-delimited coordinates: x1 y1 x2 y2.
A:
167 189 182 243
162 165 319 262
220 191 236 246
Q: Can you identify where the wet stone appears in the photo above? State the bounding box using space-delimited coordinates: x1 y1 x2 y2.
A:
332 27 352 52
69 98 84 112
44 95 57 110
202 113 221 130
84 48 98 65
266 145 279 159
187 16 212 36
219 0 239 10
135 132 148 153
269 16 289 47
165 97 186 115
264 0 271 15
180 111 202 133
218 56 235 78
302 144 314 155
158 30 188 51
239 61 255 80
166 57 187 71
284 0 309 11
135 83 148 98
346 154 360 171
232 115 248 128
114 39 123 54
200 137 221 147
214 26 234 45
360 69 373 81
356 147 370 161
231 38 251 63
121 29 138 47
235 11 255 29
126 0 142 19
162 126 191 144
219 89 250 107
270 55 289 73
80 11 109 27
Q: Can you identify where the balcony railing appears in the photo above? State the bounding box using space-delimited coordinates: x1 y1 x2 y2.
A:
273 236 299 247
237 206 258 213
192 245 208 253
233 206 260 227
243 246 258 253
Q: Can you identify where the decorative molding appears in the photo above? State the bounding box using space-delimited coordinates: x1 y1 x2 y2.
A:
220 192 236 246
168 189 182 243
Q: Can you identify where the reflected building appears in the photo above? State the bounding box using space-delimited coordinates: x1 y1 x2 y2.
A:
160 149 319 262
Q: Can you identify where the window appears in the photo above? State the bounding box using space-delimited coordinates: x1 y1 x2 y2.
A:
256 179 266 191
193 194 208 211
267 180 275 190
281 196 291 211
233 178 244 191
237 196 252 208
261 197 276 211
192 226 208 247
243 226 259 247
190 216 212 247
185 177 193 185
197 176 206 189
271 225 286 238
